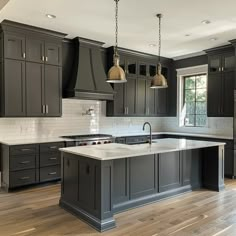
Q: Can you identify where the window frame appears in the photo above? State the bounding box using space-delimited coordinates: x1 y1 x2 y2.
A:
183 74 207 127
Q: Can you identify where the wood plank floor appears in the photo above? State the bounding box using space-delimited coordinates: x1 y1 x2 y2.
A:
1 180 236 236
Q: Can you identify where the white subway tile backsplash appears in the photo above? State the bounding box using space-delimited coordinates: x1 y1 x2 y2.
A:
0 99 232 141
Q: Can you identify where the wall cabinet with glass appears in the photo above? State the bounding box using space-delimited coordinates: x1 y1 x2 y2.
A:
106 47 171 117
206 46 235 117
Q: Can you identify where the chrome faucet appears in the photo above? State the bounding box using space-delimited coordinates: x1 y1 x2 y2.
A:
143 122 152 144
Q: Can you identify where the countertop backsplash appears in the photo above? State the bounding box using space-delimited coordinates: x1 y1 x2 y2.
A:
0 99 232 141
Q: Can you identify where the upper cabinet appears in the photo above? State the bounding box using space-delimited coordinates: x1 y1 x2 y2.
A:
0 20 66 117
206 46 235 117
106 47 171 117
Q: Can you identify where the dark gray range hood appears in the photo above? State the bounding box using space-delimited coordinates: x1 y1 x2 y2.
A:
64 37 114 100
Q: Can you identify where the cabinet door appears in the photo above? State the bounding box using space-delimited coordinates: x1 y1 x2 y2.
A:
208 55 221 73
147 82 155 116
126 57 137 77
222 71 234 116
4 32 25 60
113 83 125 115
130 155 157 199
136 78 147 115
44 65 62 117
155 89 167 115
26 38 44 63
26 62 44 116
4 59 26 116
222 52 235 72
207 73 222 116
125 77 136 115
45 42 62 66
159 152 181 192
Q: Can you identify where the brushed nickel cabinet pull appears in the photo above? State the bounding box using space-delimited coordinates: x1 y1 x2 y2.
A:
45 56 48 62
49 146 57 149
22 52 26 59
42 56 45 61
20 161 30 164
21 148 31 152
42 105 45 114
48 172 57 175
46 105 49 114
49 157 57 160
20 176 30 180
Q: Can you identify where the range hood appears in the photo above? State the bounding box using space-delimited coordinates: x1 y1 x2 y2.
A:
64 37 114 100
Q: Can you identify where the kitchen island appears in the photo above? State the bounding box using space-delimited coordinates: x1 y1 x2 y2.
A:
59 138 225 232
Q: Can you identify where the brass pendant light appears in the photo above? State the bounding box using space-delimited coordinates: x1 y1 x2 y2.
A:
107 0 127 83
151 14 168 89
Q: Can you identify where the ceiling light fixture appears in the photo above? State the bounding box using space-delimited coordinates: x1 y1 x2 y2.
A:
46 14 56 19
150 14 168 89
107 0 126 83
201 20 211 24
149 44 157 47
185 34 191 37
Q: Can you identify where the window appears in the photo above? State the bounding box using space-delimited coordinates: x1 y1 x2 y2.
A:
183 74 207 127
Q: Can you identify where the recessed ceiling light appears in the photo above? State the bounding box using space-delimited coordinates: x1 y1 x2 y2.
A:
201 20 211 24
210 37 218 41
46 14 56 19
149 44 157 47
185 34 191 37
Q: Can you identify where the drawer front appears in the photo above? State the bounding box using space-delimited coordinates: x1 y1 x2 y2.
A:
10 154 36 171
40 165 61 182
10 169 37 188
40 142 64 153
115 137 126 144
65 141 76 147
40 153 60 167
10 144 38 156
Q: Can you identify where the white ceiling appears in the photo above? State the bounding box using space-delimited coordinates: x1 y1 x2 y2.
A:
1 0 236 58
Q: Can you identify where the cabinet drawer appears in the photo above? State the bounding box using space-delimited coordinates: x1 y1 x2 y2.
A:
10 144 38 156
10 154 36 171
40 165 61 182
10 169 37 188
40 153 60 167
40 142 64 153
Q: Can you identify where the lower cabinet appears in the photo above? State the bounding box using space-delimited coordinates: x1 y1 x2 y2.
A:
1 141 64 191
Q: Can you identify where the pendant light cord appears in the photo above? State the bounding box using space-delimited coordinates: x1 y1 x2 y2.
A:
158 14 162 64
115 0 119 57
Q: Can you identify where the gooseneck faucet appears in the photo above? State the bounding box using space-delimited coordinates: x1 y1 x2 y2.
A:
143 122 152 145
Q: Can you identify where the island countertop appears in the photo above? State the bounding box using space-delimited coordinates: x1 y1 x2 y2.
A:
60 138 225 161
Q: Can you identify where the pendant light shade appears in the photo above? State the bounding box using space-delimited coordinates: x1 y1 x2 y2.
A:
151 14 168 89
107 54 126 83
107 0 127 83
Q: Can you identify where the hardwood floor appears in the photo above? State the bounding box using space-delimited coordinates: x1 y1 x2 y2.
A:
1 180 236 236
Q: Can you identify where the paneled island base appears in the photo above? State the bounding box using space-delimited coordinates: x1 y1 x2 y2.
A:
59 141 225 232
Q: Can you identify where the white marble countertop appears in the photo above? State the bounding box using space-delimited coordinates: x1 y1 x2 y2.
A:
60 138 226 161
0 131 232 146
110 131 233 140
0 137 72 145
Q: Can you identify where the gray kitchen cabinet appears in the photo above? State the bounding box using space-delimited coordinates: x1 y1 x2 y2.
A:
0 20 66 117
3 59 26 117
136 77 147 115
1 141 64 192
125 76 136 116
44 65 62 116
4 32 26 60
26 62 44 116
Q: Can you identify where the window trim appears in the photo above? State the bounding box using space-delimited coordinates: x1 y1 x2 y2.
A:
183 74 207 127
176 64 208 128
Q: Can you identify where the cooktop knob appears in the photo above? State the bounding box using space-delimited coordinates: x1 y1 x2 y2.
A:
92 142 96 145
